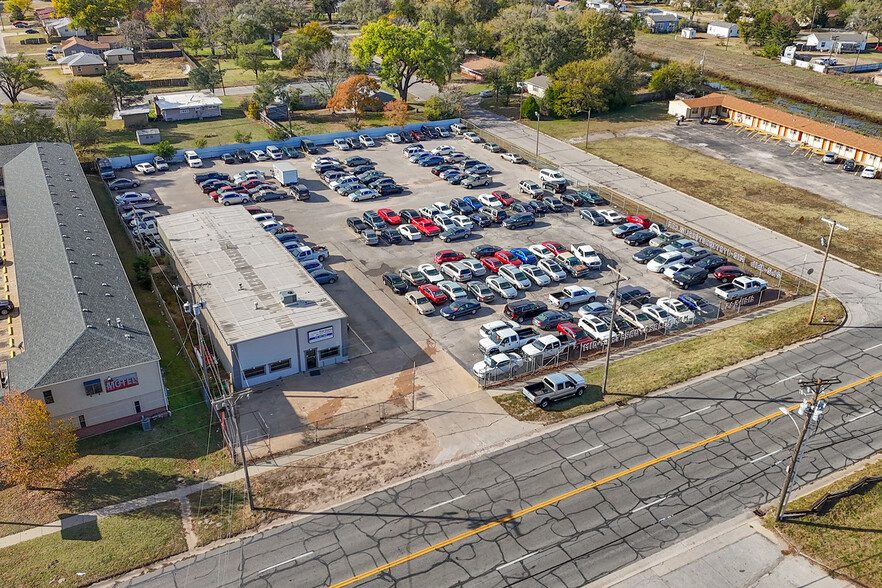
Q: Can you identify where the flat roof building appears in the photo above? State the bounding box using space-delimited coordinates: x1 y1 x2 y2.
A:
157 207 348 389
0 143 167 437
153 91 223 122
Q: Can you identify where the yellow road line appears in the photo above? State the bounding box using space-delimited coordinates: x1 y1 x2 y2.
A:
329 372 882 588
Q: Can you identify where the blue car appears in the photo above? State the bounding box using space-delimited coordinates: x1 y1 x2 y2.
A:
527 200 548 215
470 213 492 228
450 198 475 215
463 196 483 210
310 269 339 284
440 299 481 320
510 248 537 264
678 293 714 316
420 156 444 167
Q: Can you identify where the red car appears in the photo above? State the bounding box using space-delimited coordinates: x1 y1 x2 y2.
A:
494 250 522 266
412 218 441 237
626 215 650 228
481 256 504 273
418 284 448 304
557 322 593 347
377 208 401 225
492 191 515 206
714 266 752 282
210 188 247 201
241 179 268 190
245 205 273 215
434 249 465 264
542 241 567 256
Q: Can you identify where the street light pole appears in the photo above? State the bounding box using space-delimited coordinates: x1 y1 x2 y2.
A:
535 111 541 164
808 217 848 324
601 267 627 395
583 108 592 150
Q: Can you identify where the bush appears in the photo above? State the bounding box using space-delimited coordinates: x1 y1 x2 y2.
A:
246 101 260 120
193 137 208 148
9 5 23 20
133 255 153 290
152 139 176 160
520 95 540 120
762 43 782 59
233 131 252 144
266 127 288 141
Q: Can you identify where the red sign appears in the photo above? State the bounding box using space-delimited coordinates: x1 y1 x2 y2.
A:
105 373 138 392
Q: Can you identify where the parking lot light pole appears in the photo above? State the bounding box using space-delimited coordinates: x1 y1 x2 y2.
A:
808 217 848 324
601 267 627 396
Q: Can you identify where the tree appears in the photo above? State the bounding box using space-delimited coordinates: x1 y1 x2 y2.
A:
0 54 51 104
118 18 154 51
7 0 33 16
350 18 455 101
56 79 115 121
648 61 702 96
238 0 293 41
52 0 134 38
391 0 419 24
278 85 302 131
153 139 176 159
183 28 204 54
578 9 635 59
253 71 286 108
483 64 521 105
309 43 353 102
149 0 182 35
520 95 539 120
847 0 882 40
236 40 268 80
189 59 223 92
102 67 148 110
742 10 799 47
338 0 390 26
423 86 465 120
326 74 382 129
551 59 612 118
0 103 64 145
233 130 253 143
299 20 333 47
313 0 336 21
383 98 408 128
491 7 585 74
0 392 77 490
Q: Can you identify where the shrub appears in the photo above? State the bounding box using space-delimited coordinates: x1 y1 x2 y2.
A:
193 137 208 148
246 101 261 120
520 95 540 120
762 43 782 59
266 127 288 141
233 131 252 144
133 255 153 290
152 139 176 160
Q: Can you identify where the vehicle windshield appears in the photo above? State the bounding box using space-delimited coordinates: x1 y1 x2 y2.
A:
595 322 609 332
498 279 513 289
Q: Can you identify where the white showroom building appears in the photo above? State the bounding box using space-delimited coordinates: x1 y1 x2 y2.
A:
157 207 348 389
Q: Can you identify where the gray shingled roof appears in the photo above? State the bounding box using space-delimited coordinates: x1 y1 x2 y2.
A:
2 143 159 391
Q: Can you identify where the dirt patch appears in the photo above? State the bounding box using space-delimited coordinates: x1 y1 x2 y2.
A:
306 396 344 424
189 422 440 545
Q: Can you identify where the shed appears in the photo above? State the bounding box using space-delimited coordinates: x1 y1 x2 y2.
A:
707 21 738 38
114 104 151 128
104 48 135 65
136 128 161 145
681 27 696 39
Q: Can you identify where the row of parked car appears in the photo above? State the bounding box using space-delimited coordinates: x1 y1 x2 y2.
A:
191 170 309 207
311 155 404 201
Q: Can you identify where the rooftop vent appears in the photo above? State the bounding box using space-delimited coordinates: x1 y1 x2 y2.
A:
280 290 297 305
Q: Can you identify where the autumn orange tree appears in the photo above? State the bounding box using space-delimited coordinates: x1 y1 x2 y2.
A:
326 74 382 130
0 392 78 489
383 99 408 129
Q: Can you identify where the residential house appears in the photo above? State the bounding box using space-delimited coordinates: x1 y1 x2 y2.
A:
42 16 86 39
104 48 135 65
459 56 504 81
97 35 125 49
806 32 866 53
153 91 223 121
706 21 738 38
58 53 107 76
60 37 110 57
522 74 551 98
645 12 680 33
552 0 578 10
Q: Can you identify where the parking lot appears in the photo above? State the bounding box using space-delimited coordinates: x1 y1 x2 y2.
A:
111 130 787 387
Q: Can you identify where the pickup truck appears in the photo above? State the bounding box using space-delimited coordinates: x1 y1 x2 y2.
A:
479 326 539 355
521 372 588 408
288 244 329 264
555 253 591 278
548 285 597 310
713 276 767 301
570 243 602 269
521 334 574 359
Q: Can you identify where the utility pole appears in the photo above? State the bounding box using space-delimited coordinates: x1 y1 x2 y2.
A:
601 267 627 395
583 108 592 150
808 218 849 324
186 282 212 398
775 377 839 521
212 391 255 510
535 111 541 164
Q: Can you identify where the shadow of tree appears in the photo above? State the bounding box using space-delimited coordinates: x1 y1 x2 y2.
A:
60 466 182 513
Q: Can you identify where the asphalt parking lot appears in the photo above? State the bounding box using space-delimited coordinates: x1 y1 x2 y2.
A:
636 120 882 218
114 133 781 377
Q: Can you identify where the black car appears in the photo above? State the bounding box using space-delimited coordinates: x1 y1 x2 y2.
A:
350 165 375 176
347 217 369 234
345 156 372 167
623 229 656 246
377 183 404 196
221 153 235 164
200 179 227 192
608 285 651 308
234 148 250 163
450 198 475 215
0 299 15 316
561 192 590 207
346 136 362 150
543 181 567 194
471 244 501 258
672 267 709 289
695 255 729 271
446 172 468 185
433 164 457 177
470 213 492 228
378 228 403 245
440 299 481 320
290 183 310 200
543 196 564 212
843 159 856 172
632 246 665 264
420 124 439 139
502 212 536 229
504 300 548 323
399 208 421 223
300 139 318 154
466 280 495 303
527 200 548 215
510 202 529 214
193 172 228 184
578 190 608 206
383 273 409 294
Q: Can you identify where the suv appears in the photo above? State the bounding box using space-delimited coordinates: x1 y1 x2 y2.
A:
608 285 651 308
300 138 318 154
503 300 549 324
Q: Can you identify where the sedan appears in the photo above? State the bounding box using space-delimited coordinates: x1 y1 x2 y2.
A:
491 190 514 206
578 301 610 318
445 172 469 185
434 249 465 264
632 246 666 264
463 132 482 143
398 267 427 286
108 178 141 191
494 250 522 266
221 153 235 164
345 156 372 167
486 276 518 299
483 142 502 153
417 263 444 284
528 244 555 260
440 227 471 243
678 293 716 316
612 222 646 239
520 264 551 287
418 284 448 304
433 164 457 177
472 353 524 379
377 184 404 196
657 297 696 321
450 215 474 230
510 248 538 264
419 156 444 167
470 212 492 228
533 310 573 330
310 269 339 284
383 273 409 294
543 196 564 212
471 244 501 259
537 258 566 281
432 145 456 156
467 280 495 303
597 209 625 224
642 303 676 327
460 258 487 277
714 265 752 282
580 209 606 225
406 291 434 315
348 188 380 202
441 299 481 320
478 193 503 208
134 162 156 174
695 255 729 271
623 229 657 246
398 224 422 241
438 280 468 301
501 152 524 164
481 256 504 273
249 149 267 161
445 153 469 164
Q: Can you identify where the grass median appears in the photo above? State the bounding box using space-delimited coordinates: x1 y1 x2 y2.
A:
0 501 186 588
768 458 882 587
582 137 882 274
495 298 844 424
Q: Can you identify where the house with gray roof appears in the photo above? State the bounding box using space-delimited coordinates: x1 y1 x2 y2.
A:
645 12 680 33
0 143 167 437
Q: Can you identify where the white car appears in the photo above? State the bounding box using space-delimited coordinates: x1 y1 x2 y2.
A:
538 168 565 184
433 201 454 216
348 188 379 202
419 205 441 218
528 244 555 260
663 262 692 279
578 315 612 342
432 145 455 156
252 212 275 223
152 156 169 171
184 150 202 168
861 167 878 179
334 138 351 151
664 238 699 252
265 145 283 160
501 152 525 164
261 220 282 232
451 215 474 230
434 216 458 231
134 162 156 174
435 126 450 138
406 291 434 315
538 258 566 281
463 131 482 143
438 280 468 301
597 209 624 224
418 263 444 284
647 251 687 273
486 275 518 299
359 134 375 147
478 193 503 208
385 132 402 143
249 149 267 161
498 265 531 290
641 303 676 327
114 191 153 206
398 224 422 241
520 264 551 287
460 258 486 277
472 353 523 378
657 297 696 321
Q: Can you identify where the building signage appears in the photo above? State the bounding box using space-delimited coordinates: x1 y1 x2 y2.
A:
106 372 139 392
308 326 334 344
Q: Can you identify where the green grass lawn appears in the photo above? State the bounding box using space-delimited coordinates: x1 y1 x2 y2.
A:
496 298 844 424
0 502 186 588
583 137 882 274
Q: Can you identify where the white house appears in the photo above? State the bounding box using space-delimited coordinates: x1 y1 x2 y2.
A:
42 16 87 39
707 21 738 38
153 91 223 121
806 32 866 53
522 74 551 98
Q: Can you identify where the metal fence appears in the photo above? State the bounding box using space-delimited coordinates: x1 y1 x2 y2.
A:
306 397 411 443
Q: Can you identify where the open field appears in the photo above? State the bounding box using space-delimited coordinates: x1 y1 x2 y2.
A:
0 502 187 588
583 137 882 273
635 32 882 124
122 57 189 81
769 457 882 587
496 298 844 424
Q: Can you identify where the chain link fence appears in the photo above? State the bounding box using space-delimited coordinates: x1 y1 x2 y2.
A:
306 397 411 443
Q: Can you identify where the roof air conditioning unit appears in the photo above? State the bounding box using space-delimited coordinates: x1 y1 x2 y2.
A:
280 290 297 305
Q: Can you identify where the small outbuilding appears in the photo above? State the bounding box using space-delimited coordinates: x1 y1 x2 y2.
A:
104 48 135 65
153 91 223 121
707 21 738 38
136 128 161 145
114 104 150 128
